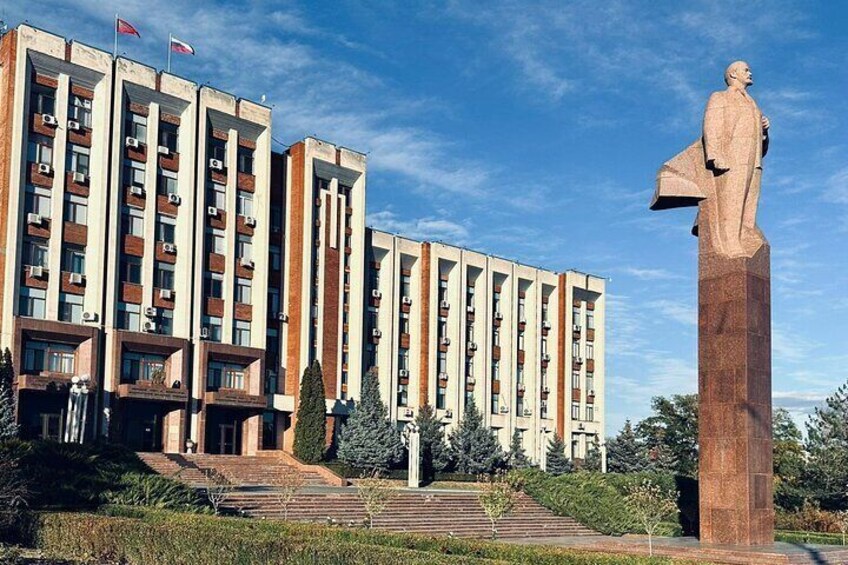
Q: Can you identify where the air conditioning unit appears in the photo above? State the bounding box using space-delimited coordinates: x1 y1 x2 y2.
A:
162 242 177 254
37 163 52 174
29 265 45 278
467 376 476 384
494 312 503 320
438 372 448 381
73 171 86 183
207 206 218 217
130 186 145 196
27 213 43 225
209 158 224 170
371 289 382 299
543 386 550 394
199 327 210 339
277 312 288 322
142 321 157 333
519 318 527 325
399 369 409 378
371 329 382 338
467 342 477 351
517 383 526 392
157 145 170 155
125 136 139 148
42 114 58 126
439 300 450 309
67 120 80 131
466 305 475 313
444 409 453 419
144 307 158 318
500 405 509 414
576 357 584 364
524 408 532 416
573 324 582 331
589 389 595 396
69 273 84 285
240 257 254 269
244 216 257 227
402 296 413 306
404 408 414 418
82 311 97 323
167 193 181 205
159 289 173 300
578 423 586 431
542 321 551 330
440 337 450 346
542 353 551 362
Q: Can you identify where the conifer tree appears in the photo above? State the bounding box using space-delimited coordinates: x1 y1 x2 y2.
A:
448 398 503 474
0 348 17 441
415 404 450 481
583 436 603 472
607 420 650 473
337 371 403 472
506 428 531 469
805 380 848 505
545 433 574 476
293 360 327 464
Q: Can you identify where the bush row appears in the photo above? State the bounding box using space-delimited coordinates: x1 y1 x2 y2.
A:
517 469 698 536
26 508 683 565
775 501 847 534
775 530 846 546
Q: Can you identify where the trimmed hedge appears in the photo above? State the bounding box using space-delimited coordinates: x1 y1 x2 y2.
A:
775 530 846 546
518 469 698 537
27 508 684 564
324 461 478 482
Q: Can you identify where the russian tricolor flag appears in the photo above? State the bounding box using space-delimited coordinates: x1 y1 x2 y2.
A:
170 35 195 55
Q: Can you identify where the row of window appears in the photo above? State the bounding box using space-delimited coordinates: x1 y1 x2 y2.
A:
199 315 252 345
571 402 596 422
31 84 92 127
24 184 88 224
19 288 85 324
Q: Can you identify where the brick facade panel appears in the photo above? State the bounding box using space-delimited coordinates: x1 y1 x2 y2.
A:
125 144 146 163
206 297 224 317
123 235 144 257
208 253 225 273
65 172 90 195
208 210 226 230
60 271 86 295
70 84 94 98
237 172 255 192
124 186 146 209
35 74 58 88
22 268 49 289
27 162 53 187
26 220 50 239
128 102 149 116
30 115 56 138
234 303 253 322
160 112 181 126
156 194 179 217
235 263 254 280
210 170 227 184
67 128 91 147
236 215 254 236
121 282 143 304
154 242 177 264
153 290 176 309
159 152 179 172
63 222 87 245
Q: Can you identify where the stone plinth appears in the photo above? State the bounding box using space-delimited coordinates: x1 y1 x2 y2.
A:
698 242 773 545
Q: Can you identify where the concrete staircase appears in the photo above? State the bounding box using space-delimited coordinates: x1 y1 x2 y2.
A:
137 452 342 487
225 490 598 539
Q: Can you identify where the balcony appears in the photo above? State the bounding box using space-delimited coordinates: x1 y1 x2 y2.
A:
117 381 188 403
204 387 266 409
17 372 76 391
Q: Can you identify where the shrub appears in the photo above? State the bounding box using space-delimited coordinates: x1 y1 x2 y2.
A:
775 501 846 534
104 473 208 513
293 361 327 464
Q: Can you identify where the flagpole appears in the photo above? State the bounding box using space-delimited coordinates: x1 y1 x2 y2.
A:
113 13 118 58
167 33 172 73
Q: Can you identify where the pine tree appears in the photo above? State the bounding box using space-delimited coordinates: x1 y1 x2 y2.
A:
583 436 603 472
293 360 327 464
337 371 403 472
506 428 531 469
607 420 650 473
448 397 503 474
0 348 17 441
805 380 848 506
415 404 450 481
545 433 573 476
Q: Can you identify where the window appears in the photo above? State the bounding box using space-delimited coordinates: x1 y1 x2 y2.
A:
399 313 410 335
572 341 580 358
398 348 409 371
517 330 525 351
268 288 280 316
117 302 141 331
465 389 474 408
438 317 447 340
24 185 51 218
466 323 474 343
237 145 254 174
438 279 448 303
62 245 86 274
572 371 581 389
586 405 595 421
67 145 90 176
58 293 82 324
159 309 173 336
518 295 526 321
30 84 56 115
203 315 222 342
571 402 580 420
207 361 247 391
465 356 474 378
121 352 166 384
492 326 500 347
126 112 147 141
209 138 227 162
493 290 501 315
237 235 252 261
121 256 142 284
586 342 594 360
159 121 178 152
24 341 74 373
156 217 176 243
45 346 74 373
365 344 376 371
517 364 524 384
69 94 92 127
573 306 581 327
436 386 446 410
587 309 595 330
269 245 281 271
23 238 48 267
207 229 225 255
234 320 251 346
154 262 175 290
397 384 408 407
205 274 224 299
466 284 475 306
586 373 594 392
438 350 447 374
235 278 252 303
542 301 549 322
64 194 87 225
571 436 580 459
492 360 500 381
124 160 145 189
237 190 253 216
401 274 411 298
270 205 282 233
27 134 53 165
491 393 499 415
541 337 548 356
368 268 380 292
157 169 178 195
208 182 226 209
19 287 46 319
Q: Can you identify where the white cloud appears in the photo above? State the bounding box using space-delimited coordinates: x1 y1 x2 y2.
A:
647 299 696 326
367 209 471 244
621 267 684 281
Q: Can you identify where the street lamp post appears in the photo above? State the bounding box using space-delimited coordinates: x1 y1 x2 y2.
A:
64 375 91 444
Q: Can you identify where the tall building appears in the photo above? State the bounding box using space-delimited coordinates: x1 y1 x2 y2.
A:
0 24 605 464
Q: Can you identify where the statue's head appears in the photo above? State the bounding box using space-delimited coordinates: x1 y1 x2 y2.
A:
724 61 753 87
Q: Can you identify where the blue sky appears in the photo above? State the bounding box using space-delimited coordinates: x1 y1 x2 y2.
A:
8 0 847 435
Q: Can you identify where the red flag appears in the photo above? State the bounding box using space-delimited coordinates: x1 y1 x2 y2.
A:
170 36 195 55
116 18 140 37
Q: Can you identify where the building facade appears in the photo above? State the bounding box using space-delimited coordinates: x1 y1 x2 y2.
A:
0 25 605 464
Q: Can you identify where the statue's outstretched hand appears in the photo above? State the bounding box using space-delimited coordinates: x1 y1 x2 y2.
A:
762 116 770 131
711 158 730 172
